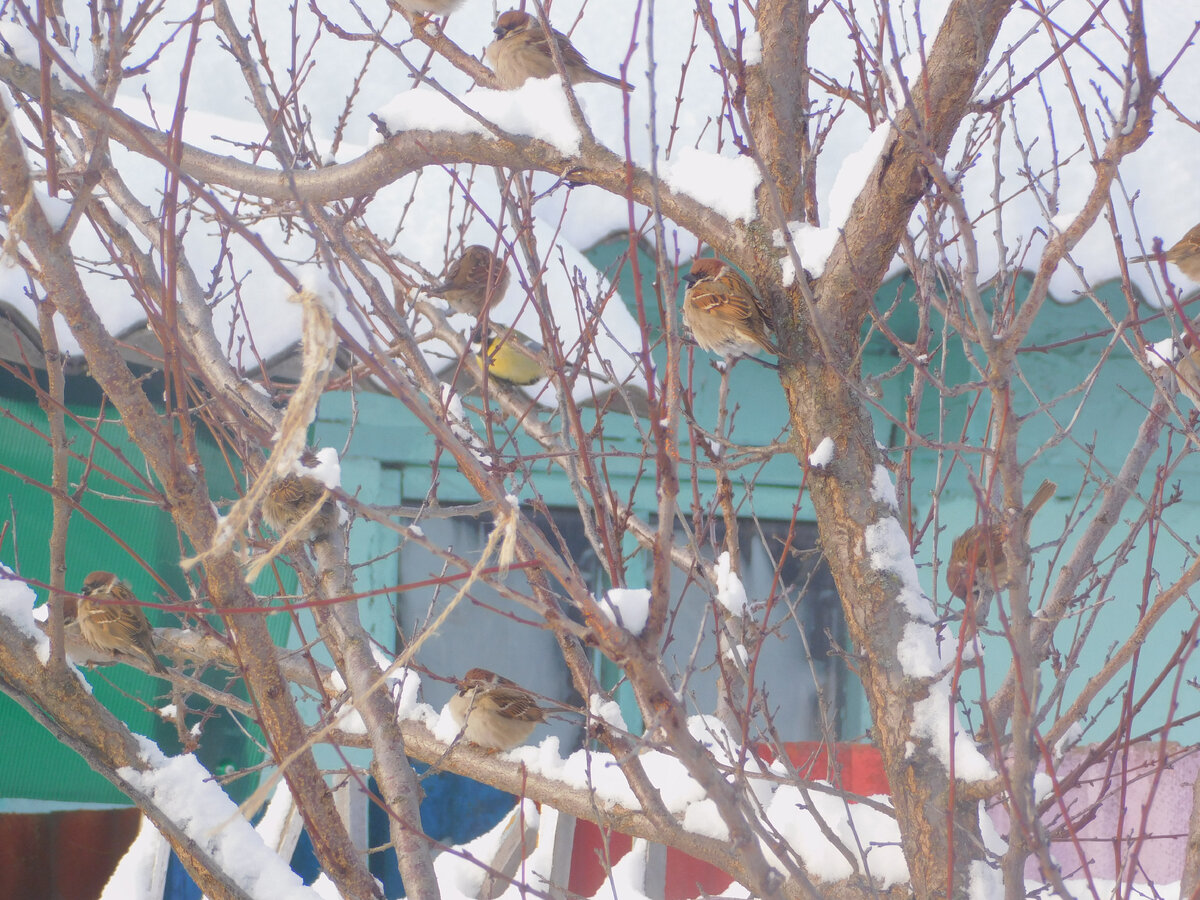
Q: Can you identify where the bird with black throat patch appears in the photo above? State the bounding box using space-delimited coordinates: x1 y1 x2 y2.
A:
682 257 777 359
69 571 168 674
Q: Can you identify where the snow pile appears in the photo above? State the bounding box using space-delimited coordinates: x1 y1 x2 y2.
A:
591 840 656 900
99 816 170 900
713 551 749 616
116 737 322 899
0 567 49 664
870 465 899 510
659 149 760 222
433 801 568 900
778 124 892 284
441 383 493 466
763 784 908 886
1146 336 1178 368
433 800 541 899
862 477 996 782
808 437 835 468
296 447 342 491
863 517 931 622
254 782 301 856
376 78 583 156
332 664 422 735
589 694 628 731
910 688 996 781
598 587 651 634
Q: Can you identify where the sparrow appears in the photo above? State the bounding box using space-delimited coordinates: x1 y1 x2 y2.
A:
70 571 168 674
262 455 340 542
1173 330 1200 409
428 245 511 318
393 0 464 14
485 10 630 91
474 324 547 386
682 257 777 358
945 479 1056 601
446 667 545 751
1128 222 1200 282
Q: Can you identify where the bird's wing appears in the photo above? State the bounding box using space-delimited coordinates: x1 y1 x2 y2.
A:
90 604 149 642
429 256 465 294
689 273 761 325
479 686 545 722
518 24 592 71
109 583 157 633
272 473 324 507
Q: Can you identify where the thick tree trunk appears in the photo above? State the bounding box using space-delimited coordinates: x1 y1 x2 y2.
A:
745 1 1018 896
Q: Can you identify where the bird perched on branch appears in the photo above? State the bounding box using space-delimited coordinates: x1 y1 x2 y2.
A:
428 245 511 318
682 257 777 359
474 325 547 386
262 452 340 543
1167 329 1200 409
1128 222 1200 282
486 10 631 91
945 479 1056 602
446 668 545 751
69 571 168 674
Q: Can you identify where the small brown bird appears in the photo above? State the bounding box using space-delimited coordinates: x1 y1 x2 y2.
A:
1171 329 1200 409
946 479 1056 601
682 258 776 358
485 10 630 91
394 0 464 15
428 245 511 318
474 325 546 386
71 571 168 674
262 452 340 543
446 667 545 751
1128 222 1200 282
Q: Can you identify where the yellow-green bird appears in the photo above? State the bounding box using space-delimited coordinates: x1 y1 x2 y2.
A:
474 325 546 386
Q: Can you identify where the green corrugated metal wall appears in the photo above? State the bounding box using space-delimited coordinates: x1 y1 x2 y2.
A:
0 367 282 805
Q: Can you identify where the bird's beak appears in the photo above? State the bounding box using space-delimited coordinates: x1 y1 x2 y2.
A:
493 26 505 37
